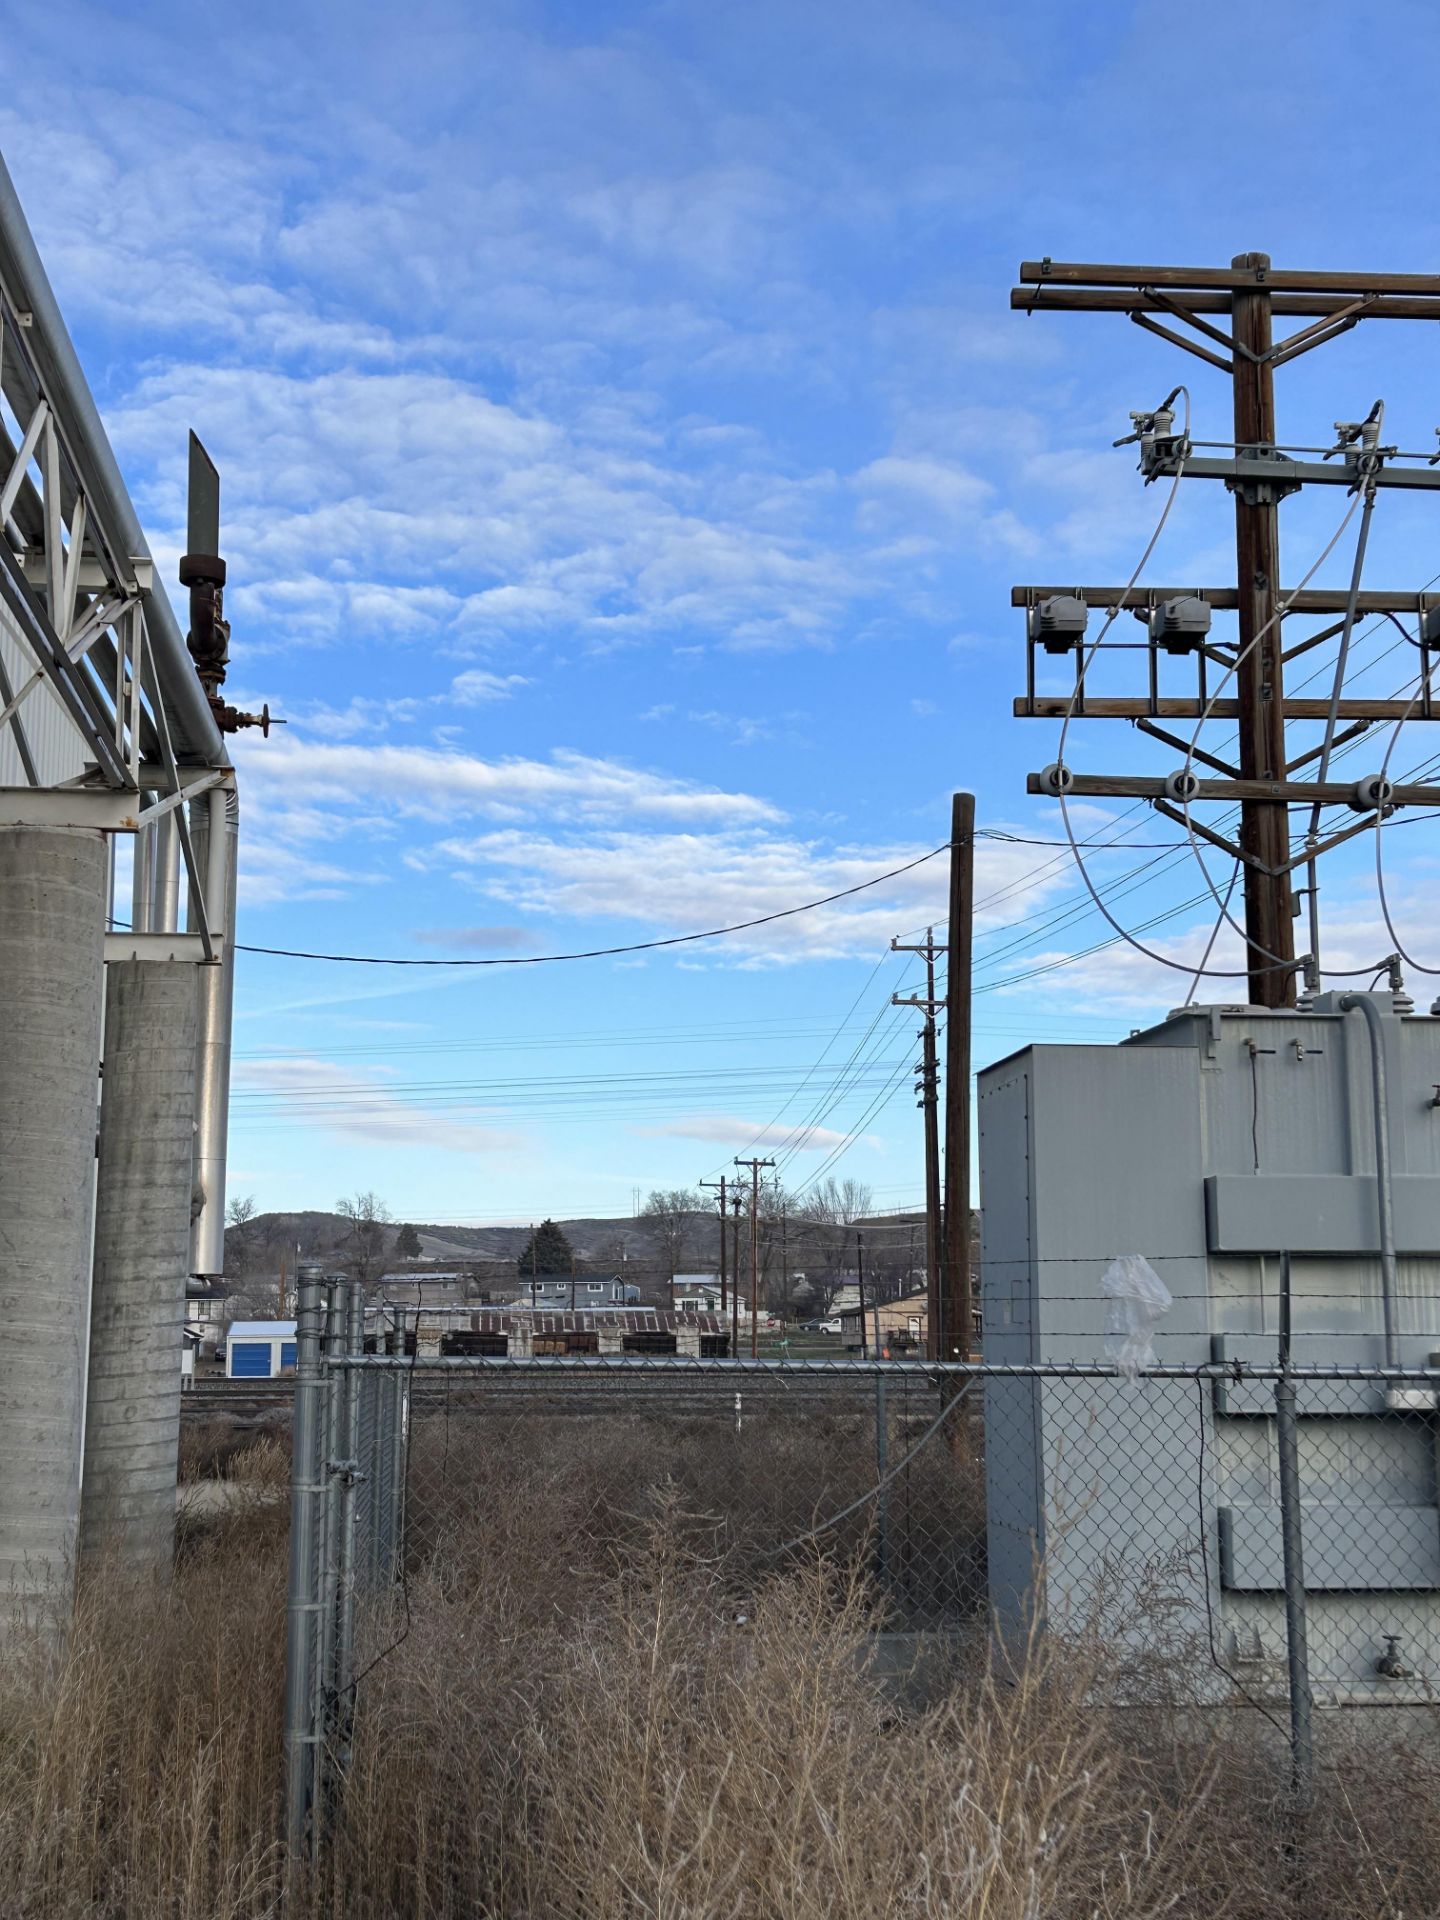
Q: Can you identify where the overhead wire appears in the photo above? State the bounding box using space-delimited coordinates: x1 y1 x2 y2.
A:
703 945 898 1178
234 844 949 967
1374 662 1440 974
1176 485 1376 978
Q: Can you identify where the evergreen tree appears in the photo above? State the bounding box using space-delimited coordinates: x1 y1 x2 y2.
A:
395 1223 422 1259
515 1218 574 1276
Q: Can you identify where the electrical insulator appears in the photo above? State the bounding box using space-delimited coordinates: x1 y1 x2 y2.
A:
1350 773 1395 813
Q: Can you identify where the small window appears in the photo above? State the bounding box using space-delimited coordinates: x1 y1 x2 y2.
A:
587 1282 602 1292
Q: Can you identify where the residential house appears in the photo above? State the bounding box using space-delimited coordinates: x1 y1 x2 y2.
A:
839 1291 928 1353
672 1274 723 1312
524 1275 641 1308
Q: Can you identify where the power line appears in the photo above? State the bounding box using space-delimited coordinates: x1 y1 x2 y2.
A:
234 828 1215 972
233 845 949 966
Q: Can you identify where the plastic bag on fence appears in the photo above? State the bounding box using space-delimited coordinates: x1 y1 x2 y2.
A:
1101 1254 1172 1376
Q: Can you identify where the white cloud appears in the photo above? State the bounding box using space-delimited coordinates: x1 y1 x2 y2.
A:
235 735 780 831
449 670 530 705
632 1114 872 1152
231 1055 521 1156
106 361 879 658
418 825 1062 964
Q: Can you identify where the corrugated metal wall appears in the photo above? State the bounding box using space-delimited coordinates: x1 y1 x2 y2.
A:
0 600 88 786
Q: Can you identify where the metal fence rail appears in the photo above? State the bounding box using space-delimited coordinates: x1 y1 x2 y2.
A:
282 1266 1440 1860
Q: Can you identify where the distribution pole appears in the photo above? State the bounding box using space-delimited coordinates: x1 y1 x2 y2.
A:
730 1193 743 1356
734 1157 775 1358
855 1226 868 1358
1007 256 1440 1008
699 1176 729 1315
892 928 946 1360
942 794 974 1362
1230 253 1295 1006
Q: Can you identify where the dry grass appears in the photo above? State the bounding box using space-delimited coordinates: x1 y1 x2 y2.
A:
177 1415 291 1485
4 1429 1440 1918
404 1395 988 1627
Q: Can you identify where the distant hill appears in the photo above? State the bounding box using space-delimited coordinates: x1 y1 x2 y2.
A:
224 1208 688 1271
223 1204 945 1292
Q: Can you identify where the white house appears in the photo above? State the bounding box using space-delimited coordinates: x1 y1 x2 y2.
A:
225 1320 298 1379
672 1274 723 1312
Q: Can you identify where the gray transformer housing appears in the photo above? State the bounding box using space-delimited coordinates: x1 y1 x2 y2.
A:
978 992 1440 1701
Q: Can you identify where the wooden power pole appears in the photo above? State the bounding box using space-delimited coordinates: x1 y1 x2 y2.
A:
1229 256 1293 999
730 1192 743 1356
891 928 946 1360
1010 255 1440 1008
942 793 974 1363
734 1157 774 1358
700 1175 729 1316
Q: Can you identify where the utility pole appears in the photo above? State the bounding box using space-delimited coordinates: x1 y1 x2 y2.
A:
700 1176 729 1317
1010 255 1440 1009
943 794 974 1363
1229 256 1293 996
780 1205 789 1320
734 1157 775 1358
892 928 945 1361
730 1192 743 1356
855 1225 867 1358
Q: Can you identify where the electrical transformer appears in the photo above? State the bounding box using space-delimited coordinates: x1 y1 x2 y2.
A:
979 990 1440 1700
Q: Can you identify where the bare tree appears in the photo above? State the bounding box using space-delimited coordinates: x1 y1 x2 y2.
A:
791 1178 872 1315
224 1194 260 1277
224 1272 284 1321
337 1190 393 1287
754 1181 799 1317
639 1188 702 1277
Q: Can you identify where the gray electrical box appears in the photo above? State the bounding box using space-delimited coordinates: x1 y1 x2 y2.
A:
978 992 1440 1701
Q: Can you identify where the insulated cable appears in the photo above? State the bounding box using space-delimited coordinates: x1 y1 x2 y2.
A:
1174 483 1366 976
1374 671 1440 975
1050 386 1269 982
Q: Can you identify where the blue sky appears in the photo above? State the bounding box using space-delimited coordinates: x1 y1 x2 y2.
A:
7 0 1439 1223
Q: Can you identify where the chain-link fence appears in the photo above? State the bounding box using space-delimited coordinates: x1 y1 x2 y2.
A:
282 1269 1440 1862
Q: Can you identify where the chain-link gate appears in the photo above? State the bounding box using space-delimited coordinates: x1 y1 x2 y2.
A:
283 1266 1440 1860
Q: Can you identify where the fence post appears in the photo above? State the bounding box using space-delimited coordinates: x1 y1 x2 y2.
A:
1276 1252 1314 1803
873 1370 891 1587
332 1279 364 1763
311 1279 345 1831
372 1346 392 1585
387 1309 408 1584
284 1265 327 1861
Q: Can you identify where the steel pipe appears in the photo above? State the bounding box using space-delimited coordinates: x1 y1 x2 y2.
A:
0 157 225 770
1337 993 1401 1368
284 1268 327 1861
187 784 237 1276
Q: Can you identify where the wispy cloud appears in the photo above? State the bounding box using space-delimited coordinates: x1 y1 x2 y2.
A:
631 1114 872 1152
411 925 534 952
231 1055 522 1155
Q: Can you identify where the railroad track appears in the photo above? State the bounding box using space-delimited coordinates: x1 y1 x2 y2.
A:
183 1382 292 1417
184 1374 983 1424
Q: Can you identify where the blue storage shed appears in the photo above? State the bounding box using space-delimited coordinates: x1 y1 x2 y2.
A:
225 1320 299 1379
